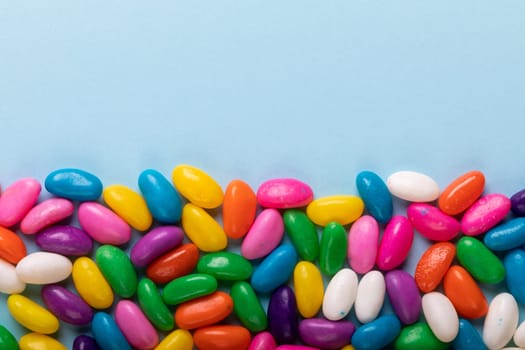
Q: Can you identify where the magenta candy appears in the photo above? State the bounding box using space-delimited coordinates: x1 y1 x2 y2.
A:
376 216 414 271
241 209 284 260
41 284 94 326
130 226 184 267
249 331 277 350
461 194 511 236
385 270 421 325
299 318 355 349
78 202 131 245
348 215 379 274
36 225 93 256
276 346 320 350
20 198 74 234
257 178 314 209
407 203 460 241
268 285 298 344
73 335 101 350
115 300 159 350
0 178 41 227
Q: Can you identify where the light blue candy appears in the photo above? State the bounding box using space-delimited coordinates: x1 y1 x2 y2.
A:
504 249 525 303
484 217 525 251
138 169 182 223
355 170 393 224
251 244 297 293
451 318 487 350
351 314 401 350
92 312 131 350
45 168 103 201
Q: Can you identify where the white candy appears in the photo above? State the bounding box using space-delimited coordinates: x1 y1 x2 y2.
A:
386 171 440 202
0 259 26 294
422 292 459 342
514 321 525 348
322 268 358 321
483 292 519 350
355 270 385 323
16 252 72 284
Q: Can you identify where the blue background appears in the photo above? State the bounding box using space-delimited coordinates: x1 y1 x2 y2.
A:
1 1 525 348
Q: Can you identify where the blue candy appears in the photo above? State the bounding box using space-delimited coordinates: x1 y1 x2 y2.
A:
91 312 131 350
45 168 103 201
251 244 297 293
351 314 401 350
355 170 393 224
138 169 182 223
451 318 487 350
484 217 525 251
504 249 525 304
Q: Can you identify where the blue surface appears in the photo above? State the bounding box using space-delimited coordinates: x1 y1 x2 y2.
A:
1 1 525 348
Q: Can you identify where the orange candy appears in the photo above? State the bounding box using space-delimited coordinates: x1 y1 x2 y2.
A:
193 325 251 350
146 243 199 284
443 265 488 319
222 180 257 239
414 242 455 293
438 170 485 215
175 291 233 329
0 226 27 264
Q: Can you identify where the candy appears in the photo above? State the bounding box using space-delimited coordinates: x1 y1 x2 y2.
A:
146 243 199 284
0 178 41 227
0 325 19 350
386 171 439 202
256 178 313 209
482 293 519 350
136 278 174 331
351 315 401 350
354 270 385 324
283 209 319 261
355 170 393 224
511 188 525 216
95 245 137 298
0 226 27 264
162 273 218 305
414 242 455 293
130 225 184 267
438 170 485 215
0 258 26 294
197 251 253 281
460 194 511 236
322 268 358 321
443 265 488 319
306 195 364 226
20 198 74 234
231 281 268 332
422 292 459 342
36 225 93 256
513 320 525 348
181 203 227 252
504 249 525 304
174 291 233 329
193 325 251 350
385 270 421 325
407 203 460 241
320 222 347 276
248 332 277 350
456 236 505 284
72 257 114 309
223 179 257 239
268 286 299 344
41 284 93 326
78 202 131 245
293 261 324 318
138 169 182 223
16 251 72 284
394 322 448 350
91 312 131 350
251 243 298 293
7 294 59 334
299 318 355 349
275 346 320 350
103 184 153 231
172 164 224 209
73 335 100 350
484 217 525 251
241 208 284 260
155 329 193 350
452 318 487 350
115 300 159 350
19 333 66 350
45 168 103 201
348 215 379 274
376 216 413 271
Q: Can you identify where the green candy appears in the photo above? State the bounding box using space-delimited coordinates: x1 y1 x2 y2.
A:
95 245 138 298
0 325 19 350
283 209 320 261
456 236 505 284
137 278 174 331
230 281 267 332
319 222 347 276
197 252 253 280
162 273 217 305
395 322 448 350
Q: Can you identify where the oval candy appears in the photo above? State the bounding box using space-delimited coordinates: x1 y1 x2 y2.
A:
155 329 193 350
138 169 182 223
136 278 174 331
386 171 439 202
351 315 401 350
0 226 27 264
268 286 298 344
162 273 218 305
306 195 364 226
0 178 41 227
146 243 199 284
182 203 227 252
407 203 460 241
460 194 511 236
72 257 114 309
394 322 448 350
45 168 102 201
422 292 459 343
7 294 59 334
414 242 456 293
19 333 66 350
20 198 74 235
36 225 93 256
172 164 224 209
504 249 525 304
511 188 525 216
175 291 233 329
16 252 72 284
91 312 131 350
484 217 525 251
320 222 347 276
78 202 131 245
514 320 525 348
348 215 379 274
376 216 414 271
193 325 251 350
231 281 268 332
248 332 277 350
103 184 152 231
41 284 93 326
443 265 488 319
250 244 298 294
299 318 355 350
223 179 257 239
456 236 505 284
293 261 324 318
283 209 320 262
0 325 18 350
322 268 358 321
355 270 385 324
452 318 487 350
385 270 421 325
115 300 159 350
483 293 519 350
197 251 253 281
257 178 313 209
95 245 137 298
438 170 485 215
130 226 184 267
241 209 284 260
355 170 393 224
0 258 26 294
73 335 100 350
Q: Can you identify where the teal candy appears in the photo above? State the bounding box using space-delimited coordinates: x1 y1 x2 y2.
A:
138 169 182 223
451 318 487 350
504 249 525 304
45 168 103 201
91 312 131 350
351 314 401 350
484 217 525 251
251 244 298 293
356 170 393 224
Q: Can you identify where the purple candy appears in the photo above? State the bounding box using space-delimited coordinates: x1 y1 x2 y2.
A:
268 285 298 344
299 318 355 349
385 270 422 325
73 335 101 350
36 225 93 256
511 188 525 216
130 226 184 267
41 285 94 326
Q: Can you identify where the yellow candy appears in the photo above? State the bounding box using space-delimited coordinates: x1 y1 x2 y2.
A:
341 346 355 350
306 195 364 226
72 257 114 309
182 204 227 252
19 333 67 350
103 184 152 231
293 261 324 318
155 329 193 350
172 164 224 209
7 295 59 334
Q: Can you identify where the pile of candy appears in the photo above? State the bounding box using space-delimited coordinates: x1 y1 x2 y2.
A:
2 165 525 350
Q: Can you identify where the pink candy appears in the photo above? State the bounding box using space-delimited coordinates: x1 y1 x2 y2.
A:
115 300 159 350
78 202 131 245
249 331 277 350
407 203 460 241
461 194 511 236
241 209 284 260
0 178 41 227
20 198 74 234
376 216 414 271
257 178 313 209
348 215 379 274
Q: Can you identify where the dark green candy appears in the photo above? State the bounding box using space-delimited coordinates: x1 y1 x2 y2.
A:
197 252 253 280
320 222 347 276
456 236 505 284
395 322 448 350
0 326 18 350
95 245 137 298
137 278 174 331
230 281 267 332
162 273 218 305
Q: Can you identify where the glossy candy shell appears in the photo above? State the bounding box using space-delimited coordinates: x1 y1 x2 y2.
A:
438 170 485 215
45 168 102 201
